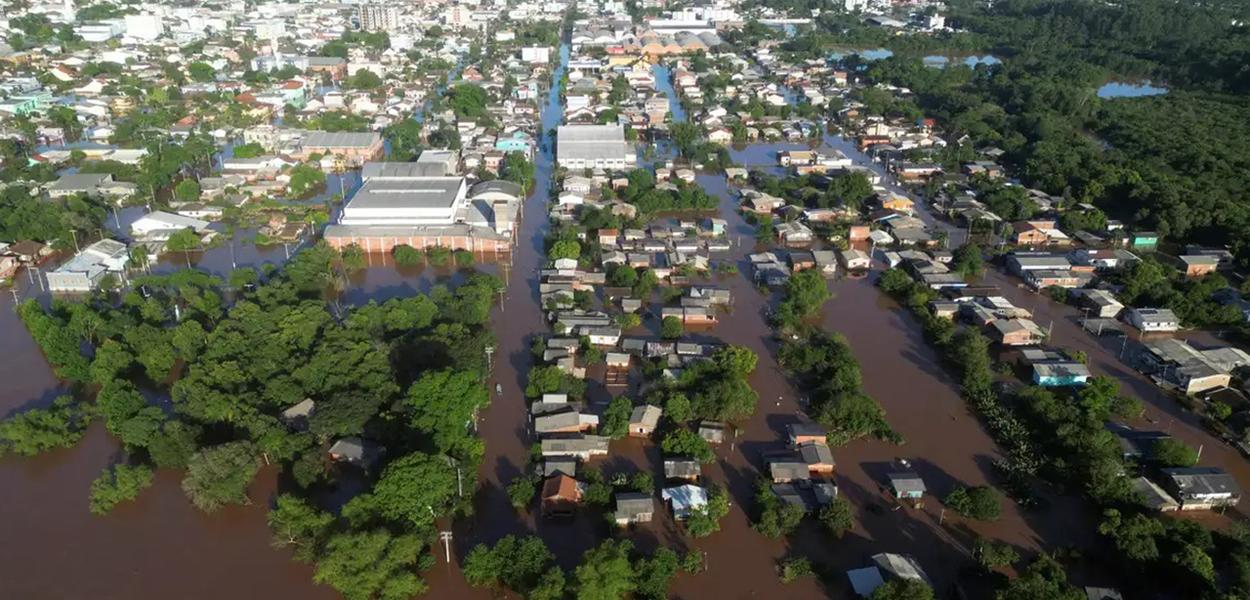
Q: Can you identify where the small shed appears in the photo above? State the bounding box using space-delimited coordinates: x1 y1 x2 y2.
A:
846 566 885 598
662 484 708 520
770 460 811 484
613 492 655 525
280 398 316 431
542 474 584 517
887 471 926 499
328 437 383 469
697 420 726 444
628 404 662 438
543 456 578 478
663 458 702 481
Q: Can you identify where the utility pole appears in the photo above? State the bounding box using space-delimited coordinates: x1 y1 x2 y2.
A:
70 230 79 253
439 531 453 563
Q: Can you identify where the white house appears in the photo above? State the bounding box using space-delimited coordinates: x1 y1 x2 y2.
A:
1127 307 1180 333
45 239 130 292
130 211 212 241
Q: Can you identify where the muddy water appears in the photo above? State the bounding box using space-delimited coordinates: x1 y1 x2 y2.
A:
465 40 583 561
0 276 344 598
653 173 1094 597
3 66 1240 600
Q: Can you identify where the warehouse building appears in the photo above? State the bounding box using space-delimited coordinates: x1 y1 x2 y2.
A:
556 124 636 171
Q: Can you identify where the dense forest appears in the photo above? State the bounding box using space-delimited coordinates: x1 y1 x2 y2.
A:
828 0 1250 266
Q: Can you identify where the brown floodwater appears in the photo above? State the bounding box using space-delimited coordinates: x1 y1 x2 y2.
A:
6 55 1245 600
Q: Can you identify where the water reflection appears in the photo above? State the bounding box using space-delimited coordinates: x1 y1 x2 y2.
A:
1097 81 1169 98
922 54 1001 69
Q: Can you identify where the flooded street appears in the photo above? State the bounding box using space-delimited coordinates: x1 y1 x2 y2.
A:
2 43 1246 600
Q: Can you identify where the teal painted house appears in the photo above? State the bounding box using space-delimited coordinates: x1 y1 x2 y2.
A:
495 132 533 156
1032 362 1091 387
1131 231 1159 250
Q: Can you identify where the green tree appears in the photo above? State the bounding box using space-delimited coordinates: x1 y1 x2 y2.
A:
501 153 536 192
288 164 326 197
877 268 916 296
713 345 758 378
548 239 581 261
463 535 556 595
994 555 1082 600
314 530 429 600
871 579 935 600
664 392 692 424
347 69 383 89
147 420 200 468
174 179 201 202
633 548 679 599
607 264 639 288
343 451 457 530
406 369 488 454
447 83 489 119
96 378 146 436
660 316 683 339
1097 509 1163 562
1151 438 1199 467
754 485 804 538
599 396 633 440
507 474 537 510
776 268 832 329
188 61 216 82
944 485 1001 521
973 537 1019 571
952 243 984 277
632 269 659 298
573 540 635 600
89 463 154 515
164 228 202 252
181 441 261 512
89 339 134 384
268 494 335 562
232 142 265 158
425 245 451 267
532 568 566 600
383 120 422 162
660 429 714 463
0 396 92 456
685 486 730 537
392 245 423 267
615 312 641 330
779 557 813 583
818 497 854 537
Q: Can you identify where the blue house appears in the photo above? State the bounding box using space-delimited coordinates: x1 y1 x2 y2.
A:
1032 362 1091 387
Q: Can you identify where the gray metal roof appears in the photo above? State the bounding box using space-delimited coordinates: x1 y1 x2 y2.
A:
614 492 654 516
361 162 429 179
345 177 464 210
557 124 630 161
301 131 380 148
887 471 926 494
769 460 810 481
1164 467 1241 497
469 179 524 199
